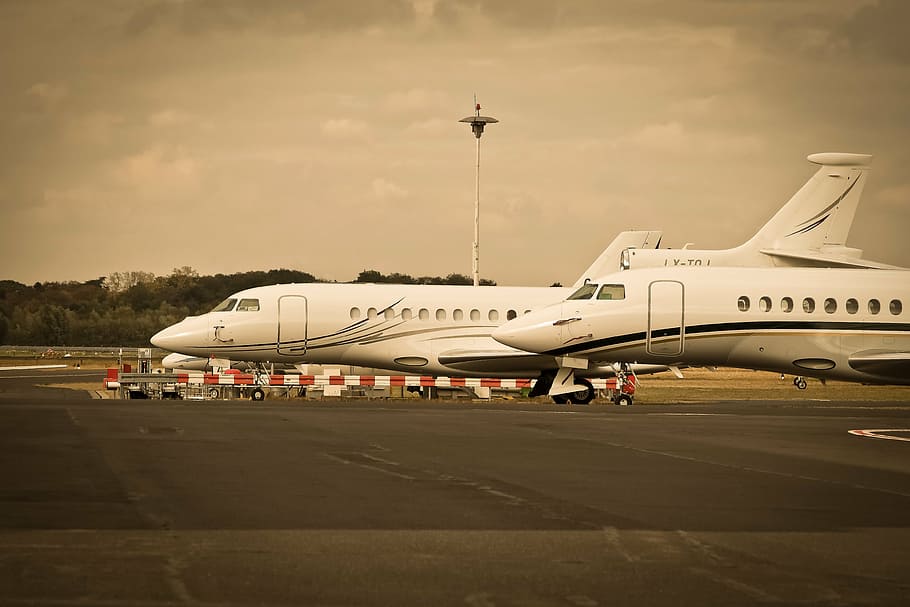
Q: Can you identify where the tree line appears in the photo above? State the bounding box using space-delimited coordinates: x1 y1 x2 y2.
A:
0 268 496 347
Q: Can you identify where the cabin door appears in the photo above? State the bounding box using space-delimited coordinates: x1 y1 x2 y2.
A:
647 281 684 356
277 295 308 356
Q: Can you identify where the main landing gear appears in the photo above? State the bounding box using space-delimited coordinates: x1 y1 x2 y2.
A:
565 378 596 405
531 372 597 405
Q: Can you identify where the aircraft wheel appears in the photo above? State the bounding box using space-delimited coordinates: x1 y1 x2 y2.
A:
795 377 808 390
615 394 633 406
551 394 569 405
251 387 266 401
567 379 595 405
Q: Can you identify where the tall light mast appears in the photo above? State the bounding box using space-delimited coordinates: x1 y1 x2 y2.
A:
459 100 498 286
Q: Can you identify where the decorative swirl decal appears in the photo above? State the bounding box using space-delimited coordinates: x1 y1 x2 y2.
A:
786 172 862 238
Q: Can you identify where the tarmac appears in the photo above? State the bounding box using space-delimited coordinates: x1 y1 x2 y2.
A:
2 368 910 606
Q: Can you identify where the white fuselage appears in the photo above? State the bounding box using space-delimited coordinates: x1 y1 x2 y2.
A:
492 267 910 385
151 283 577 377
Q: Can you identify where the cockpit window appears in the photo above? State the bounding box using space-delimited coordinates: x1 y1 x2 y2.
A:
237 298 260 312
210 298 237 313
597 284 625 300
567 284 598 300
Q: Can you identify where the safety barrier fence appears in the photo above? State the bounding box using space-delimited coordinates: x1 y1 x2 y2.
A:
113 371 618 390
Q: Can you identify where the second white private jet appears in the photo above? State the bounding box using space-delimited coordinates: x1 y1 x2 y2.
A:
492 267 910 390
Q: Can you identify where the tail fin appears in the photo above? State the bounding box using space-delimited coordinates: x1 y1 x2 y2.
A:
743 152 871 253
573 230 661 287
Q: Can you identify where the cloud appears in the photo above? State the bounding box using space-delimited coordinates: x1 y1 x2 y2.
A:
371 177 409 200
384 88 450 112
122 0 418 36
25 81 68 109
405 118 449 135
1 1 907 284
116 145 199 188
876 183 910 207
836 0 910 64
624 121 687 152
321 118 370 139
619 121 765 156
148 108 192 127
63 111 125 146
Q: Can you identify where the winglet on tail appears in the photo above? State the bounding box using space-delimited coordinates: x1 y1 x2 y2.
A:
744 152 871 254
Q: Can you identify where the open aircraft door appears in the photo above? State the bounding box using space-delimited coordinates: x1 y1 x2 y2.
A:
647 281 684 356
277 295 307 356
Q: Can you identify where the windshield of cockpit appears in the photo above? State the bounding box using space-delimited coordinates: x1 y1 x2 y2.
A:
209 298 260 313
567 284 598 300
566 283 625 301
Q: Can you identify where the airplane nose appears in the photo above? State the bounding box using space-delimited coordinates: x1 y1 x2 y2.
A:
150 325 180 350
150 319 202 353
491 312 561 354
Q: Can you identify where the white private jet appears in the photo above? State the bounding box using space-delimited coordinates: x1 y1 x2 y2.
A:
151 230 663 403
151 152 887 402
491 266 910 391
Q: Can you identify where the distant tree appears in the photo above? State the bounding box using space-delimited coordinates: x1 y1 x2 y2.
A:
356 270 385 283
550 282 563 287
172 266 199 278
443 273 474 285
38 304 69 345
103 271 156 292
0 267 501 345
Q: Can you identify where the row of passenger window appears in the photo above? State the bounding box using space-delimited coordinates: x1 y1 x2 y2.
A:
737 296 903 316
350 307 526 322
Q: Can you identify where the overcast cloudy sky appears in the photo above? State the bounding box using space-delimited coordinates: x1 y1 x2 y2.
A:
2 0 908 286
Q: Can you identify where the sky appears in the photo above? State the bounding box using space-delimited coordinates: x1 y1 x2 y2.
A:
2 0 909 286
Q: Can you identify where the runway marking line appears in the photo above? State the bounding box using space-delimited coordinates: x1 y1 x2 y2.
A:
848 429 910 443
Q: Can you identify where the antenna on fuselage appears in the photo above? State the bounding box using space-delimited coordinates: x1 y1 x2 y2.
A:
459 96 498 287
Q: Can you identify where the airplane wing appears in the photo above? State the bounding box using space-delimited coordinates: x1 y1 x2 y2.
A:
848 350 910 381
438 347 675 378
760 248 904 270
438 348 550 374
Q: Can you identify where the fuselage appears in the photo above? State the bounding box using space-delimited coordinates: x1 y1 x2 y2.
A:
151 283 575 377
492 267 910 385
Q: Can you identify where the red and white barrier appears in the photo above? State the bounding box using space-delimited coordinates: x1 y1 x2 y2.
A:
170 373 618 390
